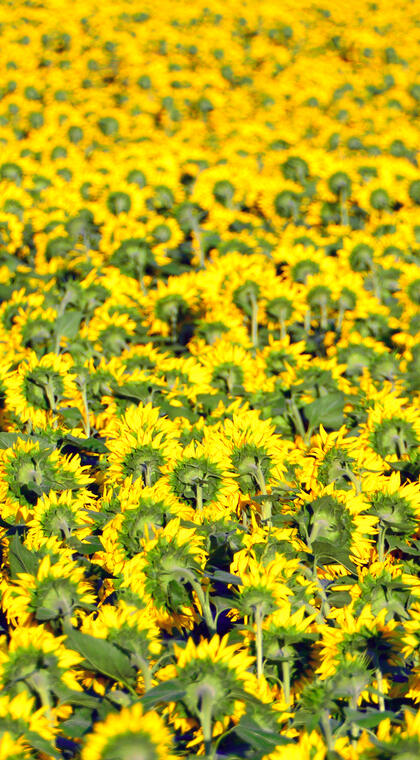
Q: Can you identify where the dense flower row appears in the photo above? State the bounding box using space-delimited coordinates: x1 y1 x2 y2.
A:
0 0 419 758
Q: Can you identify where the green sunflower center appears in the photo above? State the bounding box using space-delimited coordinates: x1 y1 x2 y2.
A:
122 446 165 486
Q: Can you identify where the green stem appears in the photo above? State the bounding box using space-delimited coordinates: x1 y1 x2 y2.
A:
375 667 385 712
138 656 152 692
44 381 56 414
280 318 286 340
144 465 152 488
251 294 258 348
170 313 177 344
345 466 361 494
255 603 264 681
190 578 217 633
321 709 334 752
340 190 349 226
336 304 345 333
138 271 147 296
196 483 203 511
192 222 205 270
288 399 307 440
350 694 359 746
377 526 386 563
304 308 311 333
320 302 328 330
281 657 291 707
79 377 91 438
198 686 215 757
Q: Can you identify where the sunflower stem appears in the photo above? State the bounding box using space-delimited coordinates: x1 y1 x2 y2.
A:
191 579 217 633
280 318 286 340
375 667 385 712
377 526 387 563
198 685 215 757
321 709 334 752
250 294 258 348
288 398 306 441
78 376 91 438
255 603 264 681
196 483 203 511
281 657 291 708
138 656 152 692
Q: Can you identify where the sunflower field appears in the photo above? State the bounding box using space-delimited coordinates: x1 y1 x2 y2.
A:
0 0 420 757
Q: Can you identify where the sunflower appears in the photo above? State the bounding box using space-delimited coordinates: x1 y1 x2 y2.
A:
144 272 198 340
0 691 55 751
315 605 402 705
156 354 214 403
102 402 181 486
259 336 311 381
164 437 238 517
0 438 93 523
9 304 58 359
220 409 291 501
25 489 95 549
81 702 176 760
359 392 420 464
298 424 376 492
197 337 267 395
119 518 206 631
81 602 161 693
156 634 256 753
2 554 96 626
4 350 78 428
0 625 82 718
99 481 194 573
289 483 378 567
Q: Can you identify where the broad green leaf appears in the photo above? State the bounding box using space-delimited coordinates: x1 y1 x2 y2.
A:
25 731 61 759
304 392 347 430
8 534 40 577
235 717 288 752
344 708 396 729
141 679 186 709
61 434 108 454
64 628 135 686
55 310 83 340
61 708 93 739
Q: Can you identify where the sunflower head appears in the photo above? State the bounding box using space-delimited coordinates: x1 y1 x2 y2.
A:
81 702 176 760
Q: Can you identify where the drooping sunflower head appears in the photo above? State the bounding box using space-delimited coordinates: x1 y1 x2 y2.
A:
119 519 206 629
103 402 181 486
25 488 95 549
4 350 78 429
0 438 93 523
2 554 96 625
166 438 237 515
81 702 176 760
100 482 193 573
0 624 83 701
162 634 255 728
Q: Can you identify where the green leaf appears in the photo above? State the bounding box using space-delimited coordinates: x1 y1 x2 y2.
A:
8 534 40 577
313 540 357 572
55 310 83 340
141 679 186 710
235 717 288 752
0 432 21 448
304 392 347 430
61 434 108 454
57 406 84 427
207 569 243 585
344 708 396 729
64 628 135 687
24 731 61 759
61 708 93 739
